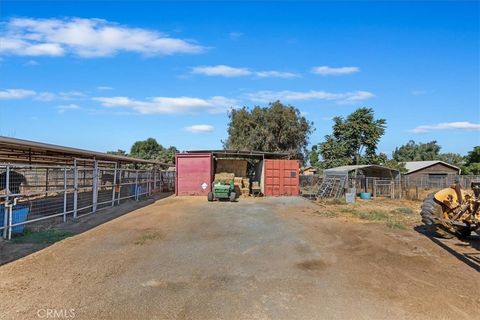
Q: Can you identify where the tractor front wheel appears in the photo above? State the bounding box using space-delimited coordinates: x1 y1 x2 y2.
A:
421 193 455 238
229 192 236 202
208 192 214 202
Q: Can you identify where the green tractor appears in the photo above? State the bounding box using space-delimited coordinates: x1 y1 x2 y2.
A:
208 180 236 202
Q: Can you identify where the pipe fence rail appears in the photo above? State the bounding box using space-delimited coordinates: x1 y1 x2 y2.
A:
0 161 175 240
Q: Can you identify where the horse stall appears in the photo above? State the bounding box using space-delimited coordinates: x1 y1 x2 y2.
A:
0 136 174 240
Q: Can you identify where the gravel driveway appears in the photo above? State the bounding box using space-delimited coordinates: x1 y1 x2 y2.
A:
0 196 478 319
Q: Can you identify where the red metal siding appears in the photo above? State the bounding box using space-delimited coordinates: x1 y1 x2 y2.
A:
176 153 213 196
264 160 299 196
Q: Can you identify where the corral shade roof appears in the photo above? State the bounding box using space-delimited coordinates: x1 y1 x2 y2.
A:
324 164 399 178
404 160 460 174
0 136 170 166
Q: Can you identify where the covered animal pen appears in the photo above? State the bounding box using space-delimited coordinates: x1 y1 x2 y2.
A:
0 136 174 240
176 150 300 197
322 165 400 199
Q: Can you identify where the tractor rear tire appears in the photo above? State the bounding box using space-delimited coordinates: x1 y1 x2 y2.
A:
208 192 214 202
420 193 454 239
229 192 236 202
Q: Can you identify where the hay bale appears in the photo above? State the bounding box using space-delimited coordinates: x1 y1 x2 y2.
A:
214 172 234 183
216 160 248 177
241 187 250 197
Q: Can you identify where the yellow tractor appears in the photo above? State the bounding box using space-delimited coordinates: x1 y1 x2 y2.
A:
421 181 480 238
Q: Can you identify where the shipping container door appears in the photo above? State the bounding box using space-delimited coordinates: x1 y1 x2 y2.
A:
176 153 212 196
264 159 299 196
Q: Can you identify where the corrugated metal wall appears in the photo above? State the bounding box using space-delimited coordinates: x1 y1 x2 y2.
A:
264 160 299 196
176 153 212 196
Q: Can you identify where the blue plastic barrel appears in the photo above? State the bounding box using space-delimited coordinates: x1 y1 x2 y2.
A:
359 192 372 200
0 204 30 234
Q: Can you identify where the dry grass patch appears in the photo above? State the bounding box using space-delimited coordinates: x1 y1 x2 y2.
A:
134 231 163 245
313 198 421 230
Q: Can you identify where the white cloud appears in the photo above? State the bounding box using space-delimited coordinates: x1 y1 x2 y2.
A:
59 91 86 99
0 88 86 101
94 95 237 114
191 65 299 78
57 103 81 113
184 124 215 133
34 92 56 101
96 86 113 91
34 91 86 101
0 17 205 58
410 121 480 133
191 65 252 77
311 66 360 75
229 32 244 40
245 90 374 104
0 89 36 99
411 90 427 96
255 70 299 78
24 59 39 66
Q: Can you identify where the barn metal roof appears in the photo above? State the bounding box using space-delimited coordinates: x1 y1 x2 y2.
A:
324 164 399 178
404 160 460 174
184 149 290 159
0 136 169 166
324 164 399 172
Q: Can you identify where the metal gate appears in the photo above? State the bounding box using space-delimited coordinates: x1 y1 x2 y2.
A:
373 179 394 198
96 161 117 211
73 159 117 218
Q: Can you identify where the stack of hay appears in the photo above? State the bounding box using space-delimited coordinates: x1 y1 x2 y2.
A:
214 172 235 184
214 172 251 197
241 178 250 197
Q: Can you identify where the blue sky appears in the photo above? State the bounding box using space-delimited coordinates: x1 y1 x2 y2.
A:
0 1 479 156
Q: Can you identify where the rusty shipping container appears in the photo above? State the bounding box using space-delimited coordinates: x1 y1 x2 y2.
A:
176 153 213 196
264 159 300 196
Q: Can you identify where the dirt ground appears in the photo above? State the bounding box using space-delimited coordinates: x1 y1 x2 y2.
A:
0 193 172 266
0 196 479 319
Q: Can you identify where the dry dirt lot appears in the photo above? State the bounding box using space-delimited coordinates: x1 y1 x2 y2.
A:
0 196 479 320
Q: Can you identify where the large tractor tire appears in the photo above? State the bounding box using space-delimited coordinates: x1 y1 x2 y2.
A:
420 193 471 239
208 192 214 202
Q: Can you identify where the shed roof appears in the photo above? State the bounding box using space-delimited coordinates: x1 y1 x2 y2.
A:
404 160 460 174
0 136 169 166
324 164 398 173
324 164 399 178
184 149 290 159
